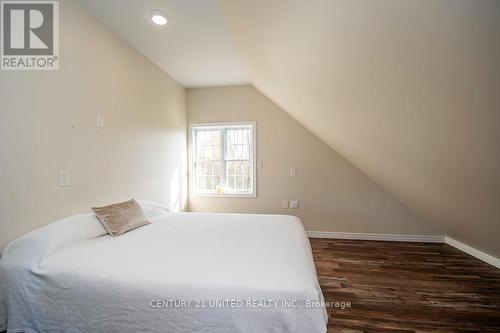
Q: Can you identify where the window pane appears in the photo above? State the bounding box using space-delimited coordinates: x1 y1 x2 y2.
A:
226 128 250 160
227 161 234 175
196 130 221 161
241 161 249 177
225 160 251 191
235 176 242 190
195 161 221 192
243 176 250 190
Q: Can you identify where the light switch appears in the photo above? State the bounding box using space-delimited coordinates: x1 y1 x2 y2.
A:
97 114 105 128
289 168 297 177
290 200 300 209
58 171 70 186
282 200 289 209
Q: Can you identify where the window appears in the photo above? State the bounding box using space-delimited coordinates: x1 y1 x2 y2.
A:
191 122 256 197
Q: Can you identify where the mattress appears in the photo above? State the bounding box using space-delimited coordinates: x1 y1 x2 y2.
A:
0 211 327 332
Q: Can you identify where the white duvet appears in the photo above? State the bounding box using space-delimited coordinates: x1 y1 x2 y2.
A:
0 211 327 332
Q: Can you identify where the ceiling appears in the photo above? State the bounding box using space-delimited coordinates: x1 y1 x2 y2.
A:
81 0 249 87
219 0 500 256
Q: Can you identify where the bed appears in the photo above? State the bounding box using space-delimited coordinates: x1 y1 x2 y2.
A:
0 208 327 332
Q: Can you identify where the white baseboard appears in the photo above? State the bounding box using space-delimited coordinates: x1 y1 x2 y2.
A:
444 236 500 269
306 231 444 243
306 231 499 269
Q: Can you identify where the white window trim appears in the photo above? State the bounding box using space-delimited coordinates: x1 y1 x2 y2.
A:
189 121 257 198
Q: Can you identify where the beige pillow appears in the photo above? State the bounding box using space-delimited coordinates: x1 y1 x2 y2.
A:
92 199 150 236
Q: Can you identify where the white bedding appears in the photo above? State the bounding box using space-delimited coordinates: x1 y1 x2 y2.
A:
0 211 327 332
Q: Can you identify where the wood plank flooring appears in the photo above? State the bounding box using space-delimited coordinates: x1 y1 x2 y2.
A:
310 238 500 332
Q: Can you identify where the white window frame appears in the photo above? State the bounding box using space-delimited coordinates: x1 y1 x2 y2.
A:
189 121 257 198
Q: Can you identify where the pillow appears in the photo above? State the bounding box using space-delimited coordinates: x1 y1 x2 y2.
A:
137 200 170 219
91 199 150 236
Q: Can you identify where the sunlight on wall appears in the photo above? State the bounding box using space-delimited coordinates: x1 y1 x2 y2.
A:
169 165 181 211
168 142 188 212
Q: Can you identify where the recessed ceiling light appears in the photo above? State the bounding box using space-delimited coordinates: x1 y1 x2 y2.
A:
151 10 167 26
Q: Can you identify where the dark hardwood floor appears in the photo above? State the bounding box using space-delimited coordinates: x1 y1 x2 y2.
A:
310 238 500 333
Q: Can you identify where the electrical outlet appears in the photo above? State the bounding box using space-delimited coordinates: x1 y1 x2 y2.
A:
290 200 300 209
282 200 289 209
289 168 297 177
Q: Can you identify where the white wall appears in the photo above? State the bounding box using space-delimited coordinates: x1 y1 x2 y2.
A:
0 0 187 248
187 85 438 235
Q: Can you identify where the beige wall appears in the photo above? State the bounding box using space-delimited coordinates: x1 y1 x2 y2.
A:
0 0 187 249
187 85 438 235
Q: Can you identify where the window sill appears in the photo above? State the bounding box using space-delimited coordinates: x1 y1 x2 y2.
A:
190 193 257 198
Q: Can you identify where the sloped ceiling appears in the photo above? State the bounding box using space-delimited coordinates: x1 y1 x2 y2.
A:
219 0 500 256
